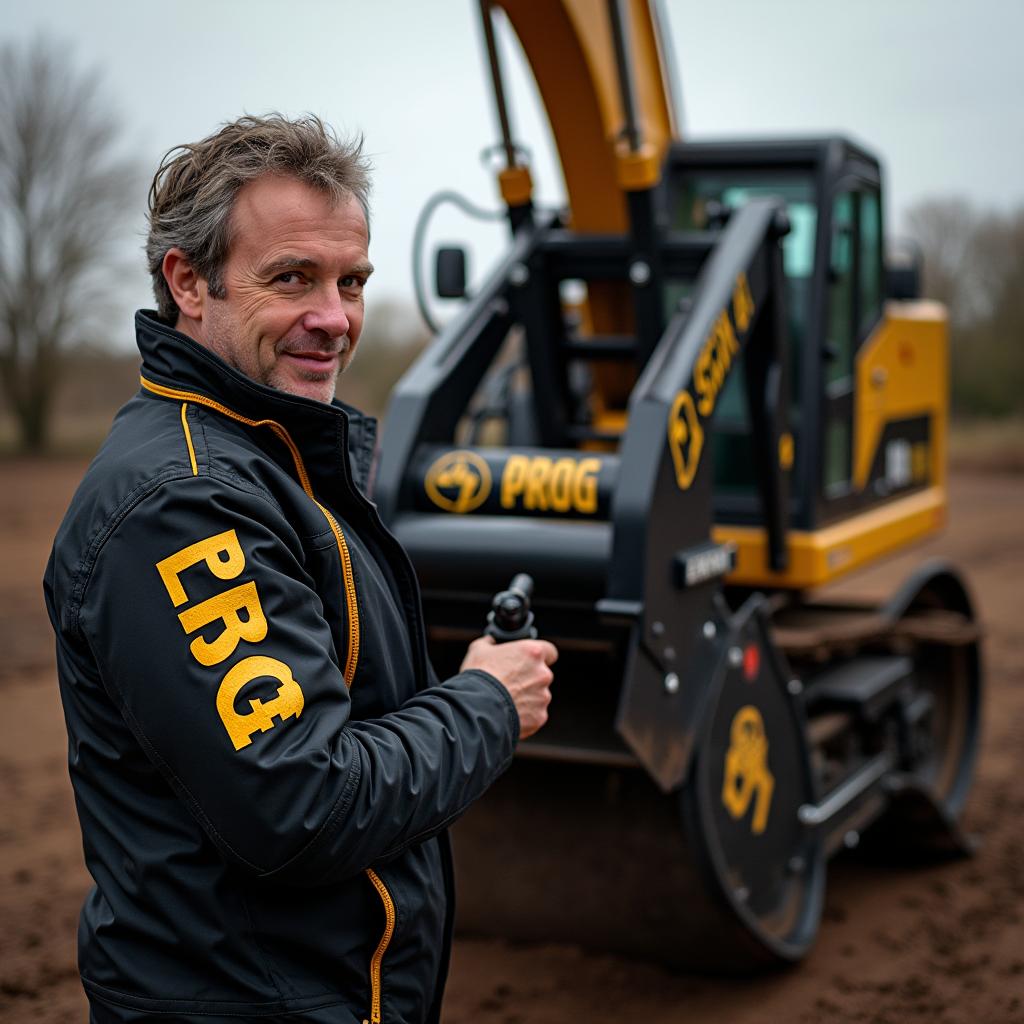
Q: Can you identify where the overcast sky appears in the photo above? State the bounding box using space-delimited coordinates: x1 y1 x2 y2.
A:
4 0 1021 350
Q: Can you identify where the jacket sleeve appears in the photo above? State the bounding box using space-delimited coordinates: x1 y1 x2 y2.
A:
77 472 519 884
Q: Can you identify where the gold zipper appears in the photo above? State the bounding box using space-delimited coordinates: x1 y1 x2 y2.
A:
314 500 360 685
364 868 396 1024
141 375 360 685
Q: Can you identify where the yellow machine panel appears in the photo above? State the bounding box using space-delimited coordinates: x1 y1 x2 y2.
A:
854 300 948 491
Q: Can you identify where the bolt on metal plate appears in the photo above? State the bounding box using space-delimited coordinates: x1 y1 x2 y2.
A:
509 262 529 286
629 260 651 285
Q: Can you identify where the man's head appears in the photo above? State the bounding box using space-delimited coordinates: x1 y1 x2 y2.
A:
147 115 373 404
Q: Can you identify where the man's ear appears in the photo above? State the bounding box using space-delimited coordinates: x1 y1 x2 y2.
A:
162 248 205 320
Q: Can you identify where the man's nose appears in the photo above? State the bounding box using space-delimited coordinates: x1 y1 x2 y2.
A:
302 287 350 340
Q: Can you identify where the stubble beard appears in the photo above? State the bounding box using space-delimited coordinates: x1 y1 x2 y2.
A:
266 361 342 404
199 308 350 405
264 333 352 405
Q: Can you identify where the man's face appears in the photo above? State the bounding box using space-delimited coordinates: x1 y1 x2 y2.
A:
189 175 373 404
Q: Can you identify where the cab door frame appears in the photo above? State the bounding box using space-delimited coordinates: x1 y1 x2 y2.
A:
814 165 885 525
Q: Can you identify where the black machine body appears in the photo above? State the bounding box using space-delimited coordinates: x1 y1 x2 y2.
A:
374 134 982 967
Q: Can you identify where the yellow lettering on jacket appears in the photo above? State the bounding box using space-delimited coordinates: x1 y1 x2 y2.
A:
155 529 303 752
156 529 245 607
216 655 304 751
500 455 601 514
177 581 269 667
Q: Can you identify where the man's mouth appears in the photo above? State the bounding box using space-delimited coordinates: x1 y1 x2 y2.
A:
279 349 342 374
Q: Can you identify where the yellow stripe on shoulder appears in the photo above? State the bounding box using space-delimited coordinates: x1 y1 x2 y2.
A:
180 402 198 476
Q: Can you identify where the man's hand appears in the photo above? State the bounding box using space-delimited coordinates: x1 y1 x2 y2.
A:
461 636 558 740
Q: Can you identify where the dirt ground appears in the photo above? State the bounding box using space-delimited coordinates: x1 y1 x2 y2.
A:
2 459 1021 1023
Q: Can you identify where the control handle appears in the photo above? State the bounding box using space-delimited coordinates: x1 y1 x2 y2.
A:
485 574 537 642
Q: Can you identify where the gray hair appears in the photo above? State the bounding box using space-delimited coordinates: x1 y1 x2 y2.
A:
146 113 371 321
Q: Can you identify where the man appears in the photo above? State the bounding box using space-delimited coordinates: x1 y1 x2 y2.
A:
44 114 557 1024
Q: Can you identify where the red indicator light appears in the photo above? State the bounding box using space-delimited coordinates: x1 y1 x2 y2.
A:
743 643 760 681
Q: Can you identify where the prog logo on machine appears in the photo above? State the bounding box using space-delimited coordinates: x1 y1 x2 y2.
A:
425 450 493 513
722 705 776 835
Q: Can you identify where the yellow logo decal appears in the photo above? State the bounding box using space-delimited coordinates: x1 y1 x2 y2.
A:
732 272 755 332
425 450 492 514
722 705 775 835
694 310 740 417
667 276 755 492
667 391 704 490
500 455 601 514
216 655 304 751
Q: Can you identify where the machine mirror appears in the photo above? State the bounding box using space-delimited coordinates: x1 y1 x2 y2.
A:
435 246 468 299
885 264 921 300
885 256 922 300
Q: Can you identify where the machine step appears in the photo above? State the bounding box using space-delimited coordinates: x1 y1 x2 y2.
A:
806 655 914 720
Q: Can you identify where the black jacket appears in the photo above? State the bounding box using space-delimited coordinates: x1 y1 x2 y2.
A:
44 311 519 1023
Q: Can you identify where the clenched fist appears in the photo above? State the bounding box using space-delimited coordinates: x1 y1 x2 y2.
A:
461 636 558 739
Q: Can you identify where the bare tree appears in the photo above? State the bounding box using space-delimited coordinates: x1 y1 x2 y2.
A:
903 198 983 326
0 37 138 452
905 197 1024 418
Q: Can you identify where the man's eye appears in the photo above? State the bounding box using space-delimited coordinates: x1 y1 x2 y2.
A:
341 276 364 290
275 272 303 285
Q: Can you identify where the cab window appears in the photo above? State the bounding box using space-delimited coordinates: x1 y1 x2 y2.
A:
822 185 883 499
859 190 883 335
826 192 855 387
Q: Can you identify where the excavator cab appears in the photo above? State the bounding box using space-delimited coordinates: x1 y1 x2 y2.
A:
376 0 981 968
667 140 935 540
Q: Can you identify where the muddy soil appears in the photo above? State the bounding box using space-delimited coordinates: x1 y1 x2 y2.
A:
2 459 1021 1023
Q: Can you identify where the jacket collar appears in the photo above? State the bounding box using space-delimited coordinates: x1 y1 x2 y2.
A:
135 310 378 496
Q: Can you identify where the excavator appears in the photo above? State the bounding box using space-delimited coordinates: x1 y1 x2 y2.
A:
374 0 982 968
